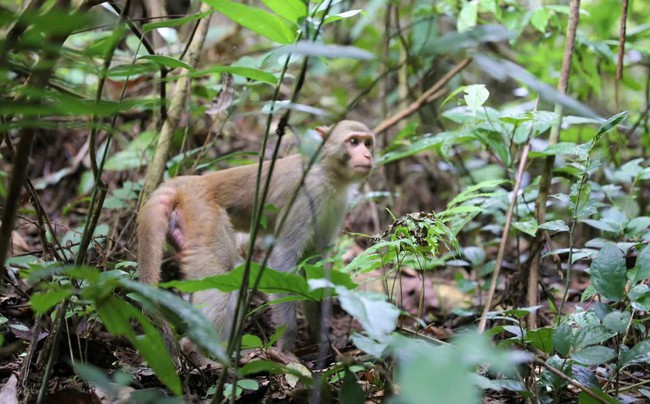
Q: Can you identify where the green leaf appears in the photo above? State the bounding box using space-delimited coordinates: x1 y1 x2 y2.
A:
105 131 156 171
457 1 478 32
200 65 278 84
204 0 296 44
337 287 398 339
138 55 195 71
161 264 313 298
573 325 616 349
602 311 630 333
621 339 650 369
553 321 572 356
588 244 626 302
274 42 374 60
261 0 307 24
629 285 650 311
512 219 538 237
120 279 227 363
463 84 489 112
143 10 213 31
525 327 554 354
571 346 616 366
241 334 263 349
30 287 73 315
531 7 550 32
633 245 650 283
324 9 365 24
340 369 365 403
528 142 589 159
96 296 181 395
376 131 473 166
539 220 569 233
423 25 515 57
596 111 628 137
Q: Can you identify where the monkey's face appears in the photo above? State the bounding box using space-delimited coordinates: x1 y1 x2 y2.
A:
344 132 374 179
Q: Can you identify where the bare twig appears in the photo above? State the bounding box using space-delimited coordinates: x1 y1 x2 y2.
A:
373 58 471 134
535 359 611 403
614 0 629 108
139 1 213 204
478 142 531 333
526 0 581 329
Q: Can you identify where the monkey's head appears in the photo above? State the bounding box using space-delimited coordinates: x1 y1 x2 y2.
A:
317 120 375 183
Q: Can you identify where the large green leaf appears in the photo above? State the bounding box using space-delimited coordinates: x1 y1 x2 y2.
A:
260 0 307 23
275 42 374 60
588 244 626 302
96 296 181 396
203 0 296 44
120 279 227 363
621 339 650 369
161 264 314 299
143 10 213 31
571 346 616 366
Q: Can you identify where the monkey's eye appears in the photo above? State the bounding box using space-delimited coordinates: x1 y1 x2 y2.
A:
349 137 359 146
364 139 373 148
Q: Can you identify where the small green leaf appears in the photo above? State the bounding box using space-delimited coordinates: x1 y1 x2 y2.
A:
633 245 650 283
539 220 569 233
596 111 628 137
621 339 650 369
261 0 307 23
340 369 365 403
275 42 374 60
528 142 589 159
531 8 550 32
138 55 195 71
629 285 650 311
602 310 630 333
457 1 478 32
241 334 263 349
143 10 213 31
96 296 181 395
573 325 616 349
337 287 399 339
588 244 626 302
30 287 73 315
463 84 489 113
571 346 616 365
512 219 538 237
204 0 296 44
553 321 572 356
525 328 554 354
201 65 278 84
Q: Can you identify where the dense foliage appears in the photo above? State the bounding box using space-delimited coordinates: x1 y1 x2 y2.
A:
1 0 649 402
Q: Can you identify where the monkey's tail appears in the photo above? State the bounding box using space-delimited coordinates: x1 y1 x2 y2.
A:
137 186 177 284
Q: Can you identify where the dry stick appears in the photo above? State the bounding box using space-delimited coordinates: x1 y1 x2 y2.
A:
526 0 581 329
139 1 212 205
614 0 629 109
373 58 472 135
534 360 610 403
478 143 531 333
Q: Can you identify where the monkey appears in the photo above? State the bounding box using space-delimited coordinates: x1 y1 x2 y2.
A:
137 120 375 354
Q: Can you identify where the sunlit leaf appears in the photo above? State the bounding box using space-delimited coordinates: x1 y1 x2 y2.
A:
275 42 374 60
587 244 626 302
204 0 296 44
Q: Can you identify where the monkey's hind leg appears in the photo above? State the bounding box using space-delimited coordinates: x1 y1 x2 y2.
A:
178 200 240 355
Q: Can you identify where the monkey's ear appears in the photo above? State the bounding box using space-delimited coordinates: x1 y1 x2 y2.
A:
315 125 330 138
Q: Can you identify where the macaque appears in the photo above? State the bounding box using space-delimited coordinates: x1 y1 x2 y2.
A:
137 120 375 353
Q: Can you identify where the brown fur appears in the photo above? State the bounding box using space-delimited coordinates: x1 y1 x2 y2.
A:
137 120 375 352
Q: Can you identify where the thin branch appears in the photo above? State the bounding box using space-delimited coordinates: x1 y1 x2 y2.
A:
478 142 531 333
373 58 471 134
614 0 629 109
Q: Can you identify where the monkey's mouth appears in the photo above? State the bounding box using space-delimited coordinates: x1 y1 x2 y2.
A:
354 164 373 170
